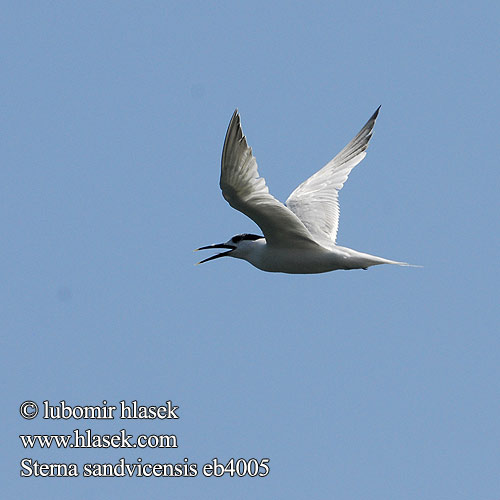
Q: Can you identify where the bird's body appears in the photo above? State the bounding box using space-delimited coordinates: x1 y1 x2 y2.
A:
196 107 415 274
224 236 407 274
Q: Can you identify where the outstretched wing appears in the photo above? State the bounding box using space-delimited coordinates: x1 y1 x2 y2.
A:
286 107 380 249
220 110 321 249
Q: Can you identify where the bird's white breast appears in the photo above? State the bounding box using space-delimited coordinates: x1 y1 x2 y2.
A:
238 242 352 274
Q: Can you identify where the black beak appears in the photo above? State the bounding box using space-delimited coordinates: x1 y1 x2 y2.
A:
194 243 236 265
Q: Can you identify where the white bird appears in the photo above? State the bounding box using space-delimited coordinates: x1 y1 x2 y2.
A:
196 107 416 274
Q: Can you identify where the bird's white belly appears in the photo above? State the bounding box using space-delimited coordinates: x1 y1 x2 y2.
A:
245 247 352 274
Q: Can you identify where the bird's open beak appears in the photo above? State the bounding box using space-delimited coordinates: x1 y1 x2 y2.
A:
194 243 236 264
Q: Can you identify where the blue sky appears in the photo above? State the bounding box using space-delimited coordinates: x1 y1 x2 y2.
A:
2 1 499 499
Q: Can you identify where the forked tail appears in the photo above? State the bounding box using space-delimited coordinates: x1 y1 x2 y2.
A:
379 258 422 268
354 251 422 268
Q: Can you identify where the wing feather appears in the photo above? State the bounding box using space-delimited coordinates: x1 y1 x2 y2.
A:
220 110 320 249
286 107 380 249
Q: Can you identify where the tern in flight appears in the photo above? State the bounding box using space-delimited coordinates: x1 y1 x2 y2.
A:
196 107 415 274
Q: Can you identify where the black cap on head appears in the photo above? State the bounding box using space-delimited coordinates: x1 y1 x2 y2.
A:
231 233 264 244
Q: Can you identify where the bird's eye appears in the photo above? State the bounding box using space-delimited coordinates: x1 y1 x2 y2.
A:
232 235 241 243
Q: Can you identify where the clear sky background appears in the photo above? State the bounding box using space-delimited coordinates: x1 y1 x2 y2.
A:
2 1 499 499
